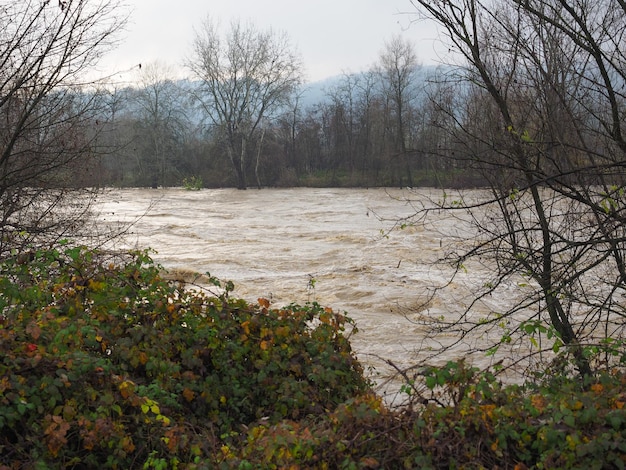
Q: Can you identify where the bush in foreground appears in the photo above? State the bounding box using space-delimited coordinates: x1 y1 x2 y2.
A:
229 363 626 469
1 245 626 468
0 246 368 467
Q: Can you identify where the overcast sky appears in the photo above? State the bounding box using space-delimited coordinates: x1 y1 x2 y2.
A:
98 0 441 83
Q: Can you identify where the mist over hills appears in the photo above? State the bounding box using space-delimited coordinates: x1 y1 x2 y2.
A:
298 64 444 110
109 64 446 126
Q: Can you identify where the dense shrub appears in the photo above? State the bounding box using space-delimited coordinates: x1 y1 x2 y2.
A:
228 362 626 469
0 245 368 467
2 245 626 468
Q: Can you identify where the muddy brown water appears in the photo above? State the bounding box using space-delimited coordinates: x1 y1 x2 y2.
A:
96 187 513 401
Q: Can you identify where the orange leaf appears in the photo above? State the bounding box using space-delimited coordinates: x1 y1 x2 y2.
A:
491 438 499 451
121 436 135 453
119 380 135 399
26 322 41 340
0 376 10 393
44 415 69 457
359 457 379 468
531 394 547 412
182 388 195 402
138 351 148 365
258 298 270 308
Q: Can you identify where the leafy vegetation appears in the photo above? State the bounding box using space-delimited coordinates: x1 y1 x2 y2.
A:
232 363 626 469
1 245 625 468
182 176 204 190
0 245 367 467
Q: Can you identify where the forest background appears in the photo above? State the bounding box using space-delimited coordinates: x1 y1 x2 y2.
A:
85 57 463 190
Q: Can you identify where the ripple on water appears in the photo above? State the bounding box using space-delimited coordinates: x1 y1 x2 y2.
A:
96 187 515 400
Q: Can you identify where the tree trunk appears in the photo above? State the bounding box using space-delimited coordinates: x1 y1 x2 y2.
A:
226 143 247 190
255 128 265 190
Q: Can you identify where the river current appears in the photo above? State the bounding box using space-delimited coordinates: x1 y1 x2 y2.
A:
95 187 500 400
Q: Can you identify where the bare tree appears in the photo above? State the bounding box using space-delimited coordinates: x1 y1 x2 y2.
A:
401 0 626 380
0 0 127 256
187 17 302 189
377 35 422 185
134 61 190 187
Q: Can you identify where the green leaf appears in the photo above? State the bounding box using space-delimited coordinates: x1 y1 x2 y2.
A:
426 376 437 389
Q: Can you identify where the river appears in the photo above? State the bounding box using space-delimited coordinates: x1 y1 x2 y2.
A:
95 187 505 401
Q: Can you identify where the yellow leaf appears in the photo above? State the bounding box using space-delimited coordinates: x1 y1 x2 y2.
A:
157 414 170 426
481 403 496 420
87 280 105 291
275 326 290 338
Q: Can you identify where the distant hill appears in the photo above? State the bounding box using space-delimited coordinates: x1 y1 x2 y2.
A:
298 64 447 110
109 64 448 124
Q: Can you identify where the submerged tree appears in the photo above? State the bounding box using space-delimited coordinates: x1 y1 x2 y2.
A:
401 0 626 381
187 17 302 189
0 0 127 257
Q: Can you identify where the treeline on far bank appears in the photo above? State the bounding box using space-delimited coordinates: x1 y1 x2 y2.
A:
80 64 483 190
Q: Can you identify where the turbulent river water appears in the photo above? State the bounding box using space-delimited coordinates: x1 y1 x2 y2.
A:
95 187 501 400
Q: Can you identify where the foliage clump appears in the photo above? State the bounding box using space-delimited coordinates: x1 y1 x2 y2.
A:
229 362 626 469
182 176 203 190
0 245 368 467
2 245 626 468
